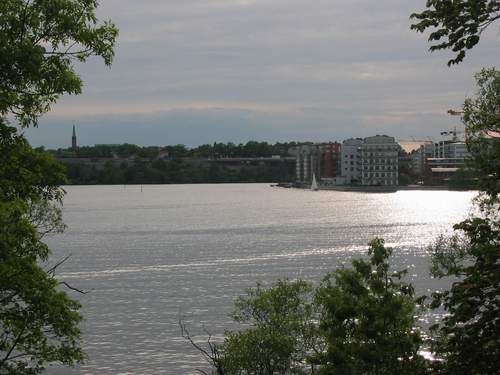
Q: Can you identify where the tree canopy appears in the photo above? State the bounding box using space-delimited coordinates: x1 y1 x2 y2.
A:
189 240 430 374
313 239 428 375
463 68 500 204
0 1 117 373
411 0 500 65
412 0 500 370
427 68 500 375
0 0 118 127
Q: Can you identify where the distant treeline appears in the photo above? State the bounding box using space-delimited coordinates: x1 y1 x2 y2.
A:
61 158 295 185
43 141 305 159
36 142 300 185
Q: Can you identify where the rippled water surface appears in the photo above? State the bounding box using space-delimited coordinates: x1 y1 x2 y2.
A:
45 184 475 374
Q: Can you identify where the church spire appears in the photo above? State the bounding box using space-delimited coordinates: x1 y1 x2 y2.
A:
72 123 77 150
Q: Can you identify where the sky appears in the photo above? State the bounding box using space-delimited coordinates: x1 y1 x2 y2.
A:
24 0 499 149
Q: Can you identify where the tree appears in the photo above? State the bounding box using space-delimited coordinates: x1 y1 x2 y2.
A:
426 68 500 375
0 126 85 374
428 219 500 375
184 280 321 375
189 241 429 375
0 0 117 373
411 1 500 370
447 166 479 190
0 0 118 127
462 68 500 205
411 0 500 65
313 239 429 375
219 280 321 375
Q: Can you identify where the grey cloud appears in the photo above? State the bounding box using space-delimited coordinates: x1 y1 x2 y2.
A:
25 0 497 148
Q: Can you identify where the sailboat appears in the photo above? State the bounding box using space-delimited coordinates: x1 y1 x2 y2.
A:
311 173 319 191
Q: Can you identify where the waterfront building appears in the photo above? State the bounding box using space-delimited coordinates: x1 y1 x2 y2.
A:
410 142 434 176
322 142 341 178
361 135 399 186
425 157 466 184
434 140 468 159
297 136 399 186
295 142 341 184
341 138 362 184
420 141 469 184
296 144 316 184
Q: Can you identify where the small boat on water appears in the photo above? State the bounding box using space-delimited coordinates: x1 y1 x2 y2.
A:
311 173 319 191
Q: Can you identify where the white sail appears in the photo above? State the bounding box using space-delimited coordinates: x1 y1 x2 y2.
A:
311 173 318 191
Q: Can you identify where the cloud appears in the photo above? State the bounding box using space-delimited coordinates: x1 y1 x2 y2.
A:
25 0 497 148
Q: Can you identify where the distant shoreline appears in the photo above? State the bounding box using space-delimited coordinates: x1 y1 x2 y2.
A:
275 182 477 192
58 182 477 193
62 182 478 193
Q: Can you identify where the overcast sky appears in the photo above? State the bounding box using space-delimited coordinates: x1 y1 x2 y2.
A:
25 0 498 148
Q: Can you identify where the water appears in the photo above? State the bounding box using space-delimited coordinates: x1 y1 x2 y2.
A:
44 184 475 374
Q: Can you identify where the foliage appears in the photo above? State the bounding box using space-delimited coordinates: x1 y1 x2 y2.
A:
412 6 500 368
313 239 428 375
0 125 65 202
39 141 300 184
189 241 429 375
0 0 117 372
60 158 295 185
447 167 479 190
426 68 500 374
219 280 321 375
0 121 84 374
428 218 500 374
411 0 500 65
0 0 118 127
462 68 500 205
50 141 300 159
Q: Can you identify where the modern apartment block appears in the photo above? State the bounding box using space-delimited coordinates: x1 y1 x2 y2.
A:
361 135 399 186
434 140 468 159
341 138 363 184
295 143 341 183
322 142 342 178
408 140 470 183
295 136 399 186
296 144 315 183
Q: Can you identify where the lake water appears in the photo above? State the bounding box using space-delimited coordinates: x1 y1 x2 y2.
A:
45 184 475 374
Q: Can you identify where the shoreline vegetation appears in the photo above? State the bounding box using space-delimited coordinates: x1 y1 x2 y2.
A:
41 142 298 185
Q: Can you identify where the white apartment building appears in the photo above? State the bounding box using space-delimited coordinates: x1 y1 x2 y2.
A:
296 145 312 183
341 138 363 184
361 135 399 186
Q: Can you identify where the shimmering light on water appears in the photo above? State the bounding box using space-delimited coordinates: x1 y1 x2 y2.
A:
45 184 475 374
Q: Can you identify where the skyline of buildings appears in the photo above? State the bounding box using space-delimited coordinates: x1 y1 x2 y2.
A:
296 135 401 187
295 134 471 187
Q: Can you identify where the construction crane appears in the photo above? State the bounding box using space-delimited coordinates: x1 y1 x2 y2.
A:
441 109 467 141
441 128 466 142
440 127 465 141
